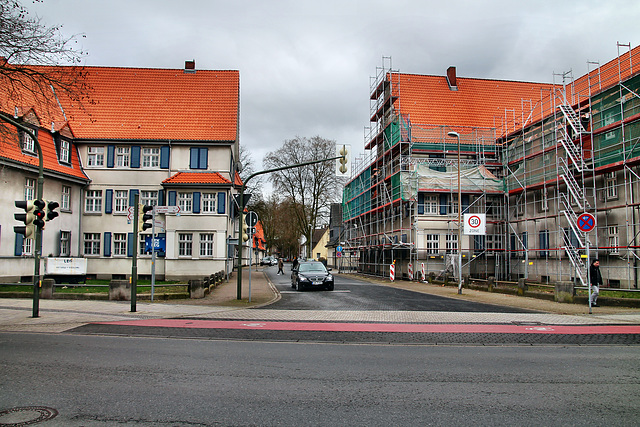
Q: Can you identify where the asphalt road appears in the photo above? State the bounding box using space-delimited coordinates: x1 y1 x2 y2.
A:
267 267 533 312
2 332 639 426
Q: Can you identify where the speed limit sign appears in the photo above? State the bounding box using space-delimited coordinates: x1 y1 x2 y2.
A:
463 213 486 235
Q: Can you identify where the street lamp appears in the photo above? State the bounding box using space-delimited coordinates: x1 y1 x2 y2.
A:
447 131 463 294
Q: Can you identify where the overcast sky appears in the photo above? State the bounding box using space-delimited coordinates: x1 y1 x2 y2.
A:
29 0 639 173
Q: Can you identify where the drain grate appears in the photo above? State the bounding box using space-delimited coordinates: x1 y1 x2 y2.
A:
0 406 58 426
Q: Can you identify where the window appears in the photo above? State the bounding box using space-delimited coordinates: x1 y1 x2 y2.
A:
449 195 459 214
202 193 216 213
24 178 35 201
21 130 35 153
539 230 549 258
605 171 618 200
142 147 160 168
59 140 70 163
521 232 528 257
424 195 438 214
139 234 149 255
114 190 128 213
60 231 71 256
200 233 214 257
22 238 33 255
446 233 458 253
425 234 439 254
190 147 208 170
113 233 127 256
603 110 617 140
179 233 193 256
608 225 619 254
540 188 549 212
141 190 158 207
116 147 130 167
178 192 192 213
83 233 100 256
486 234 503 255
85 190 102 213
87 146 104 166
61 186 71 210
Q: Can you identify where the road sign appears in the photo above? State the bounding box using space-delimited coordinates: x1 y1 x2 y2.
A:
463 213 486 235
154 206 181 214
336 251 342 258
336 245 343 252
577 212 596 233
246 211 258 227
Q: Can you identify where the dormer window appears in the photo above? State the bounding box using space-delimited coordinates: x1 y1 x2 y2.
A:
20 130 35 154
59 139 70 163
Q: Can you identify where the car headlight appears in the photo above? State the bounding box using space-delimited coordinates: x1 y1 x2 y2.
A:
298 275 309 282
326 274 333 281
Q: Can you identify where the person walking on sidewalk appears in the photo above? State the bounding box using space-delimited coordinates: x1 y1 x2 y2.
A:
277 257 284 275
589 259 603 307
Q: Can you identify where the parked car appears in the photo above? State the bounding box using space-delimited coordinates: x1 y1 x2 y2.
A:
260 256 278 266
291 261 334 291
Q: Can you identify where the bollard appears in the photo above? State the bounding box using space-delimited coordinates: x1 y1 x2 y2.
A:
517 278 528 296
109 280 131 301
41 278 55 299
487 276 495 292
554 281 575 303
189 279 204 299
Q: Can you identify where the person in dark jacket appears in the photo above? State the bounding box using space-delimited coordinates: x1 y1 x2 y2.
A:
277 257 284 275
589 259 603 307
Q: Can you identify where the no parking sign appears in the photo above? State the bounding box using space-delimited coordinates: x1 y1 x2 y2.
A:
463 213 486 235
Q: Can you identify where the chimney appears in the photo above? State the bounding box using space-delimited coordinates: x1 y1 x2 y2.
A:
446 66 458 91
184 59 196 73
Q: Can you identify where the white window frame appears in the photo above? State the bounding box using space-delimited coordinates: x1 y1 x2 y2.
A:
114 233 127 256
83 233 101 256
114 190 128 213
446 233 458 253
605 171 618 200
85 190 102 213
142 147 160 168
202 193 216 213
425 234 439 254
21 130 35 153
60 231 71 257
61 186 71 211
424 195 438 214
178 192 192 213
59 139 70 163
141 190 158 207
116 146 130 167
22 238 33 256
24 178 35 201
178 233 193 257
200 233 214 257
608 225 619 255
87 146 104 167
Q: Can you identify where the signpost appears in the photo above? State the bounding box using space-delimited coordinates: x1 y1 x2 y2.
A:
577 212 597 314
463 213 486 235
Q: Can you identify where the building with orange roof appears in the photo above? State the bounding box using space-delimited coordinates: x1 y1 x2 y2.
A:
343 43 640 290
1 60 243 281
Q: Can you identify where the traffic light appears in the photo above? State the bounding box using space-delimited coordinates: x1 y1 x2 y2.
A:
45 200 60 222
138 204 153 232
336 144 351 175
14 200 36 238
32 199 46 230
242 213 249 242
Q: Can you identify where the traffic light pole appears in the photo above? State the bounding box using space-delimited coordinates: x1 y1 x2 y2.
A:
1 114 44 317
131 193 139 312
236 154 344 300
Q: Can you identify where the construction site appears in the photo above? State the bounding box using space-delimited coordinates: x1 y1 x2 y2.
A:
341 43 640 290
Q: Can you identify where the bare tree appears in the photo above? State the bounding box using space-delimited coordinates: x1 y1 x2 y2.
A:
238 143 263 205
264 135 343 254
0 0 89 122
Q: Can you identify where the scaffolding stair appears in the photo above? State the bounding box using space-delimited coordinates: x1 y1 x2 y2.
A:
559 104 586 135
559 193 585 248
561 228 588 287
558 126 588 172
559 157 589 211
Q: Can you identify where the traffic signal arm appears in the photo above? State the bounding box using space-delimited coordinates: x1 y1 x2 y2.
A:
138 205 153 232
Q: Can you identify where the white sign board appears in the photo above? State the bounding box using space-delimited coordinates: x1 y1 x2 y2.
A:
463 213 486 235
45 258 88 275
155 206 181 214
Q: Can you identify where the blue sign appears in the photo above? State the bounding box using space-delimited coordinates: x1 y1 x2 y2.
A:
336 245 343 252
145 236 166 253
577 213 596 233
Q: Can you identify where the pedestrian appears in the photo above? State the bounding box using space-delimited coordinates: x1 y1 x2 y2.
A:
292 257 299 270
589 259 603 307
277 257 284 275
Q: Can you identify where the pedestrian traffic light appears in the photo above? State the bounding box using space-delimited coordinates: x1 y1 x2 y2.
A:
14 200 36 238
336 144 351 175
138 204 153 232
45 200 60 222
242 213 249 242
32 199 46 230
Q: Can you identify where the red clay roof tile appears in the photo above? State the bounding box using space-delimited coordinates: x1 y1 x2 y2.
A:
162 171 231 185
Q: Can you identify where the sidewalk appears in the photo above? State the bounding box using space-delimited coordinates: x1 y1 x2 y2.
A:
1 268 639 334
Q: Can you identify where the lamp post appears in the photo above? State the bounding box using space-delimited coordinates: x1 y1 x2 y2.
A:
447 131 463 294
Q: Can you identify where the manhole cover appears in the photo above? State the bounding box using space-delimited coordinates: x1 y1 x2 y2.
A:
0 406 58 426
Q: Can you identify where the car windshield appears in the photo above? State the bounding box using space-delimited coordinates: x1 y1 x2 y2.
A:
298 263 326 273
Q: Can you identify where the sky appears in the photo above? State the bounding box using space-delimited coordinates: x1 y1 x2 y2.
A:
28 0 640 177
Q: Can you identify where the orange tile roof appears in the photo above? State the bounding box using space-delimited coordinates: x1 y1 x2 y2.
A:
162 171 231 185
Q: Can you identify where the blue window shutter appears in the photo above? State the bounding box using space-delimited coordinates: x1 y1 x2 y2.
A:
105 189 113 214
104 232 112 257
129 189 139 206
217 192 226 214
193 192 201 214
439 194 447 215
14 234 24 256
418 193 424 215
190 148 198 169
199 148 208 169
462 195 469 213
127 233 134 257
107 145 115 168
158 190 165 206
160 146 170 169
168 191 177 206
131 146 141 168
